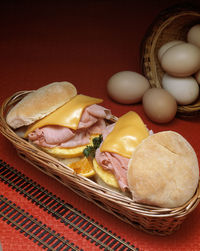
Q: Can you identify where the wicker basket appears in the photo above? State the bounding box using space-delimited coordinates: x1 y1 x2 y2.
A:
1 90 200 236
141 3 200 117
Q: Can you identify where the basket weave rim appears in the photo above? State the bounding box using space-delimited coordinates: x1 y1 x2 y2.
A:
0 90 200 219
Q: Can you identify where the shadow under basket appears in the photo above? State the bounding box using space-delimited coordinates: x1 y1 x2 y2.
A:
141 3 200 117
1 90 200 236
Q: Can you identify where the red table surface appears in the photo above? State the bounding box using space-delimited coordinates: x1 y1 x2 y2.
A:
1 0 200 250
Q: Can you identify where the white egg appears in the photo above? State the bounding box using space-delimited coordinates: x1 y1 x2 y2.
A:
162 73 199 105
187 24 200 48
161 43 200 77
107 71 150 104
158 40 185 62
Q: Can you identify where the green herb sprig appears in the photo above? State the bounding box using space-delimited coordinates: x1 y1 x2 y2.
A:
83 134 103 158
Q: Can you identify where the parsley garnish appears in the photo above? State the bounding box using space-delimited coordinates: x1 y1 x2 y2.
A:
83 134 103 158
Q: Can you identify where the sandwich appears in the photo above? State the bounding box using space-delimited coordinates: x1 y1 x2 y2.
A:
93 112 199 208
6 82 112 173
93 111 150 192
6 81 199 208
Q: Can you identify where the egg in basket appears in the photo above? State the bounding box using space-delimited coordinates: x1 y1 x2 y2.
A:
141 3 200 117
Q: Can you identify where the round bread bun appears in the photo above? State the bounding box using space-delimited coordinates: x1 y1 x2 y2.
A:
127 131 199 208
6 81 77 129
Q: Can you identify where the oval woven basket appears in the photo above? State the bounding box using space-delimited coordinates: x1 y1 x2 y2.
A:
141 3 200 117
1 91 200 236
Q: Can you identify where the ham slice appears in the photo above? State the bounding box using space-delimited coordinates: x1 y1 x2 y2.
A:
60 130 90 148
89 119 107 134
95 122 129 191
28 104 111 148
78 104 111 129
29 126 75 144
95 148 129 191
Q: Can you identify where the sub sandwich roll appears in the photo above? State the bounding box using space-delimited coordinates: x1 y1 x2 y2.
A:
94 111 150 191
128 131 199 208
6 81 77 129
6 82 112 159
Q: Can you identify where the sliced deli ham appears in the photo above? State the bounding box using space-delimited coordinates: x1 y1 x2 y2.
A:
95 148 129 191
95 122 129 191
78 104 111 129
29 126 75 145
28 104 111 148
60 130 90 148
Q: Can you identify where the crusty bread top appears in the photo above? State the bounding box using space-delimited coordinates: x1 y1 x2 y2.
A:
127 131 199 208
6 81 77 129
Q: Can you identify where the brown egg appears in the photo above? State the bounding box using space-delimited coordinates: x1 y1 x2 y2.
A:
142 88 177 123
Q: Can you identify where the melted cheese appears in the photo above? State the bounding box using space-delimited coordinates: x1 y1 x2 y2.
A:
25 94 103 137
100 111 149 158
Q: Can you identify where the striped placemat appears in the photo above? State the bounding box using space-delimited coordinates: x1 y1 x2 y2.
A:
0 159 139 251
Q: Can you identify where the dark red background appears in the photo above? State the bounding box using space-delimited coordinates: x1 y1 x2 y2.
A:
1 0 200 250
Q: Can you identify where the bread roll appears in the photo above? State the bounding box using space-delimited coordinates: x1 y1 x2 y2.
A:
128 131 199 208
6 81 77 129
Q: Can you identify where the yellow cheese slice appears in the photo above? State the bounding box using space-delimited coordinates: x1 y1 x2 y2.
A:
100 111 149 158
25 94 103 137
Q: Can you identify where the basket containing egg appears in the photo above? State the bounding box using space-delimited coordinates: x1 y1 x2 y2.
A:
141 4 200 117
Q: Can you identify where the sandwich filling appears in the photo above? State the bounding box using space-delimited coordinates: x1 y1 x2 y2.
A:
25 95 112 153
95 111 149 191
